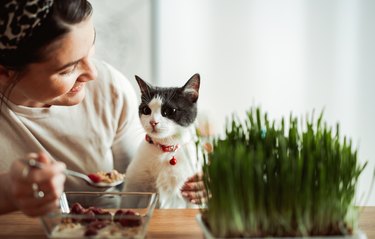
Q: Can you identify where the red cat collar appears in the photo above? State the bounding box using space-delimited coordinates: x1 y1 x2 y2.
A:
145 135 179 165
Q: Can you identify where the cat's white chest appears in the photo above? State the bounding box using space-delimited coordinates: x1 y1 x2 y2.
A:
139 141 194 187
155 149 192 191
124 140 199 208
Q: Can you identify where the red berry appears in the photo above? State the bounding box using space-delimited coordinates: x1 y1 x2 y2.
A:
119 217 141 227
124 210 136 215
118 214 142 227
115 209 142 227
82 210 96 224
114 209 125 222
70 202 85 214
88 207 103 215
87 173 101 183
84 227 98 236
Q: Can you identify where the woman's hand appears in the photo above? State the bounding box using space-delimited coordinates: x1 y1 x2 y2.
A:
8 152 66 217
181 172 207 205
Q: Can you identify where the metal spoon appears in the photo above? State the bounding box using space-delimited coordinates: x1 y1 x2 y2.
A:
22 158 124 188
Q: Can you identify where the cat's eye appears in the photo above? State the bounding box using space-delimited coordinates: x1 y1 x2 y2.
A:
162 107 177 117
141 106 151 115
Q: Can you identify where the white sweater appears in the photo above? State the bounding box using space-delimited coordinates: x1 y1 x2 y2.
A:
0 59 143 191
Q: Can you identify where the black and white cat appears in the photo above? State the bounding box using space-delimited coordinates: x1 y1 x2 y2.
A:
124 74 201 208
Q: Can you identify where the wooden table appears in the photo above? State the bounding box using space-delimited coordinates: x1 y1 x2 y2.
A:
0 208 374 238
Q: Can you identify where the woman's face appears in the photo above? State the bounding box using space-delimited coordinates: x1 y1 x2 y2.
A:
7 17 97 107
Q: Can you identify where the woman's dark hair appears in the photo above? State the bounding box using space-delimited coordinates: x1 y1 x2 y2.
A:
0 0 92 113
1 0 92 69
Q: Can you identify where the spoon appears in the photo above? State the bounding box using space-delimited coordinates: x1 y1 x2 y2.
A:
22 158 124 188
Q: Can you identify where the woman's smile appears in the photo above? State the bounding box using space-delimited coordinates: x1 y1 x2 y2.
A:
69 82 85 93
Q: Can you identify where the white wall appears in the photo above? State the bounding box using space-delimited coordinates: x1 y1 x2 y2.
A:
155 0 375 205
90 0 153 90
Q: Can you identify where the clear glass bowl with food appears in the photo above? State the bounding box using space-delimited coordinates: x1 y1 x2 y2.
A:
41 192 158 238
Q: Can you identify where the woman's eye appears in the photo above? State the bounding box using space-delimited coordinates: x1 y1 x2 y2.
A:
162 107 177 117
59 64 78 76
142 106 151 115
59 68 74 76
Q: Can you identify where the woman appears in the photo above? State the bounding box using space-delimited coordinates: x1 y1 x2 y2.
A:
0 0 205 217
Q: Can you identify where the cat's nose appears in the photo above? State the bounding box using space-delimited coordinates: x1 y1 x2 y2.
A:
150 121 159 127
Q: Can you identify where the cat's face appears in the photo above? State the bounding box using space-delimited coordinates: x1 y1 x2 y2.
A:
135 74 200 139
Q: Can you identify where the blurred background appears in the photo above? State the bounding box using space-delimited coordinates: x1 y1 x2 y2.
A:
90 0 375 205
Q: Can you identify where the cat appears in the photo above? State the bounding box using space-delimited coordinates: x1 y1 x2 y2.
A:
124 74 201 209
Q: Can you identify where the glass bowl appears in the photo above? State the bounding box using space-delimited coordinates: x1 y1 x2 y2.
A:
41 192 158 239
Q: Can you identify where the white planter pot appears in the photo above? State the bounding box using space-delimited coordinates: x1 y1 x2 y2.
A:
196 214 367 239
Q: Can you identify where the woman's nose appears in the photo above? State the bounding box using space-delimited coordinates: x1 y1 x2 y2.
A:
79 57 97 82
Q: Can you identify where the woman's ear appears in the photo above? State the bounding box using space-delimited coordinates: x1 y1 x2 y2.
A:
0 65 15 87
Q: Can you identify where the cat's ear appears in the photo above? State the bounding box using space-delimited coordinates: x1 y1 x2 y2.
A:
182 73 200 103
135 75 152 95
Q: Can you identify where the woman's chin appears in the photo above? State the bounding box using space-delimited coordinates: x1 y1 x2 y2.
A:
56 88 86 106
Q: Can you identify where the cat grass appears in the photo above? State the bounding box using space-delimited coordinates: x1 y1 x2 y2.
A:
199 107 367 238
